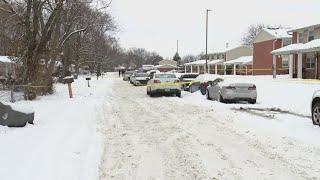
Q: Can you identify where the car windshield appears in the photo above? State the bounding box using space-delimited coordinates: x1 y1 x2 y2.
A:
155 74 176 78
135 73 148 77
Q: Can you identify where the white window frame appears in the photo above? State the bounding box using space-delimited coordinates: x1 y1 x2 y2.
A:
298 32 304 43
282 38 291 47
306 53 316 69
308 30 315 42
282 55 289 68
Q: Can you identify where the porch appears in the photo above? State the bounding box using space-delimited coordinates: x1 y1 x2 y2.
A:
272 39 320 79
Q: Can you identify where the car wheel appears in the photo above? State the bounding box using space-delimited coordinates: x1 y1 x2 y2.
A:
147 87 150 95
218 93 224 103
206 90 212 100
249 99 256 104
176 91 181 98
312 102 320 125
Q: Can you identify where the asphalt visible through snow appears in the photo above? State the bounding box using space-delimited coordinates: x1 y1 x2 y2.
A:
99 75 320 180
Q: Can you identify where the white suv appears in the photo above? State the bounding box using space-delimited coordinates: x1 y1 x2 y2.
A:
311 90 320 126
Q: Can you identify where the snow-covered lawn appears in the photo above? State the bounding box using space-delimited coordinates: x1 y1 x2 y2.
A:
192 74 320 116
0 75 111 180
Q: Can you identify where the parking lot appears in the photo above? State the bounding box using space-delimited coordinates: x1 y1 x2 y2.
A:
100 74 320 180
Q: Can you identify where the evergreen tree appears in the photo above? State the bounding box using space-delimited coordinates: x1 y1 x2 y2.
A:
173 52 181 65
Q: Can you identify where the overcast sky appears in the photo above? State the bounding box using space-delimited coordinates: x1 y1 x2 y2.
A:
110 0 320 59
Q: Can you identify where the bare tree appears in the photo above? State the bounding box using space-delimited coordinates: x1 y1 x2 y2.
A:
241 24 267 47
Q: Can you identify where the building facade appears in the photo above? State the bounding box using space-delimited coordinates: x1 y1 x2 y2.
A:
253 28 292 75
272 24 320 79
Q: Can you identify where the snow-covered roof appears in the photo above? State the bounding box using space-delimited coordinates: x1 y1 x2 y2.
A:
224 56 253 65
272 39 320 55
263 28 292 39
184 60 206 66
155 64 177 68
208 59 224 65
0 56 15 63
289 23 320 32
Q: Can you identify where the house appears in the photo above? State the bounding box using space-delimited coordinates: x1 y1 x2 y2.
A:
253 28 292 75
184 60 206 74
272 24 320 79
184 46 253 74
0 56 15 78
224 56 253 75
156 60 177 72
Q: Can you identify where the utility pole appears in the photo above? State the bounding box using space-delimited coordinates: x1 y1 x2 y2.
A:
205 9 212 74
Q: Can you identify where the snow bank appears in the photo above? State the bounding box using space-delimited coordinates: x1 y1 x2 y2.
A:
188 74 317 116
0 74 113 180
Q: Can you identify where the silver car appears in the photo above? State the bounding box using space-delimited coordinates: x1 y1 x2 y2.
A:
147 73 181 97
123 71 134 81
311 90 320 126
206 78 257 104
131 73 150 86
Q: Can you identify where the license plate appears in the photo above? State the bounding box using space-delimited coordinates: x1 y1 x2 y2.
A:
165 89 170 92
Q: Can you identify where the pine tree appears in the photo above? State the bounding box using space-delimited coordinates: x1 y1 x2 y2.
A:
173 52 181 66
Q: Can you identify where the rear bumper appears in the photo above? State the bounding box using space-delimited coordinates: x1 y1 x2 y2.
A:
135 80 148 85
151 88 180 95
222 91 257 101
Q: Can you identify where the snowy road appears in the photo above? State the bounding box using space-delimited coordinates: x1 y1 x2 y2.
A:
99 76 320 180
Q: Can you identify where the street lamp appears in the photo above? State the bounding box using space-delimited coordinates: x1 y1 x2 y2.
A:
205 9 212 74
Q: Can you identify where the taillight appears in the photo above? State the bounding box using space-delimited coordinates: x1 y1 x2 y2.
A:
154 80 161 83
225 86 236 90
248 85 256 90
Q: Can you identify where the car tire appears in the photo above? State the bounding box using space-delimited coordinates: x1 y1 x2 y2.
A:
249 99 256 104
206 90 212 100
176 92 181 98
218 94 224 103
312 102 320 125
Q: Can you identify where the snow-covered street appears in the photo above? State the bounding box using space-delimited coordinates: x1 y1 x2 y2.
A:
99 74 320 180
2 73 320 180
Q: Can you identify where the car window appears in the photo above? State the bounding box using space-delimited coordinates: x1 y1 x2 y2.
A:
125 71 134 75
155 74 176 78
181 74 199 79
135 73 148 77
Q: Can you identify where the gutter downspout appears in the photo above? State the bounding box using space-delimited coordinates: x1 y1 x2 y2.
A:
272 39 278 79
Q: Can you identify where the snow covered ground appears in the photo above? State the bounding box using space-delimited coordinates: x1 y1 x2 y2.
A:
0 75 111 180
2 73 320 180
99 74 320 180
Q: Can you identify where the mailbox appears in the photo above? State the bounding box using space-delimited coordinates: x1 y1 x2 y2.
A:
63 76 74 84
63 76 74 98
86 77 91 87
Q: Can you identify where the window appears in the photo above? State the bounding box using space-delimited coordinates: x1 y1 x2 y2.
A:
298 33 304 43
309 31 315 42
283 38 291 47
282 55 289 68
306 53 316 69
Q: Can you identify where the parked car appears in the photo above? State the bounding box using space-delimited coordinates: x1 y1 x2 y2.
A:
189 75 217 94
123 71 134 81
131 73 150 86
147 73 181 97
311 91 320 126
206 78 257 104
179 73 199 91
